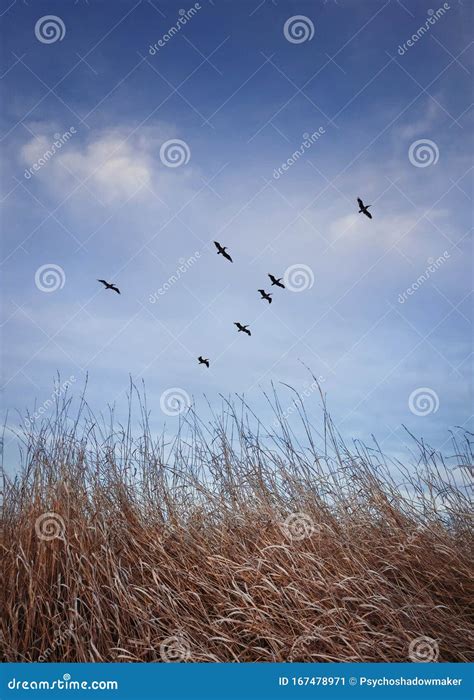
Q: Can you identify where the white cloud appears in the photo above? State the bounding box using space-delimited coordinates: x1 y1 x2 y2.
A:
19 124 197 204
394 99 440 141
60 135 153 201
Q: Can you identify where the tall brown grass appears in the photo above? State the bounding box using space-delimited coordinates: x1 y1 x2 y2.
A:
1 380 473 662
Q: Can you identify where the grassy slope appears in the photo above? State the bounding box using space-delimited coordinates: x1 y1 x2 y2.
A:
1 385 472 662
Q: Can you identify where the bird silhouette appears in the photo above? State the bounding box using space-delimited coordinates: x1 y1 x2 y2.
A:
268 274 285 289
97 279 120 294
258 289 272 304
198 356 210 368
214 241 233 262
357 197 372 219
234 322 251 336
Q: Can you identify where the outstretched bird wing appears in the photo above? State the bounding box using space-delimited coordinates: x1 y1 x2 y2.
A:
97 279 108 286
223 250 233 262
214 241 222 252
111 285 121 294
363 210 372 219
357 197 364 208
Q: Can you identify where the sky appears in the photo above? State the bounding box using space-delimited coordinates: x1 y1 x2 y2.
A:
0 0 473 466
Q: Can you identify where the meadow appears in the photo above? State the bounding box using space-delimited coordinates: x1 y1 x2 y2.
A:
1 381 472 663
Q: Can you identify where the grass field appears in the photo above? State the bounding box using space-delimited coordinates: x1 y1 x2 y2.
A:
1 382 472 663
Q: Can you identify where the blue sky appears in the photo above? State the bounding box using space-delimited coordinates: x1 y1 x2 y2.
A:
0 0 472 464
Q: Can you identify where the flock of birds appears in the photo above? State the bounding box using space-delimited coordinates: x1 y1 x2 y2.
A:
97 197 373 368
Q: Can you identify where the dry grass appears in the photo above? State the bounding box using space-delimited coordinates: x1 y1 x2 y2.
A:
1 380 473 662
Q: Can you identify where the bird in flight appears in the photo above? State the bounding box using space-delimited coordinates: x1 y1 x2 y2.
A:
268 274 285 289
234 322 251 336
214 241 233 262
357 197 372 219
258 289 272 304
198 356 210 368
97 279 120 294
